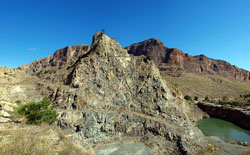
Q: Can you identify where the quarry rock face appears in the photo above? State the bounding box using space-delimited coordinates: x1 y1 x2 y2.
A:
126 39 250 81
48 33 207 154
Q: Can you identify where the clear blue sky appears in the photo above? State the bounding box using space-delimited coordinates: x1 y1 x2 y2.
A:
1 0 250 71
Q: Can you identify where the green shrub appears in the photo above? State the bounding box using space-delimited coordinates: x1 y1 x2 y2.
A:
204 96 210 102
44 70 56 74
222 96 228 102
36 71 43 77
184 95 192 101
243 94 250 99
146 55 152 61
194 96 198 101
15 100 22 104
15 97 58 125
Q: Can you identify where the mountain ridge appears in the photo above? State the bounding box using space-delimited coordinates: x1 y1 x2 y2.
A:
17 36 250 98
19 38 250 81
126 38 250 81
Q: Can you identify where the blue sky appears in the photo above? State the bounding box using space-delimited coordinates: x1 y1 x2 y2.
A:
0 0 250 71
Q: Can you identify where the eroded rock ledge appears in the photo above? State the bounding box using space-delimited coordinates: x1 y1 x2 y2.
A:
197 102 250 130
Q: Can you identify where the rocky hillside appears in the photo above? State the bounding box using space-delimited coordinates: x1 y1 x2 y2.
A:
4 32 250 154
126 38 250 81
0 66 41 103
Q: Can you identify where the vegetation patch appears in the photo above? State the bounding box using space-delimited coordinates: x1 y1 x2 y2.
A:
204 96 210 102
194 96 198 101
15 97 58 125
34 69 56 77
198 144 215 155
184 95 192 101
0 124 90 155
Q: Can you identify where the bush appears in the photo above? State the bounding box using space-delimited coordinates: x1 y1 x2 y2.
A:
15 97 58 125
15 100 21 104
222 96 228 102
194 96 198 101
184 95 192 101
204 96 210 102
243 94 250 99
146 55 152 61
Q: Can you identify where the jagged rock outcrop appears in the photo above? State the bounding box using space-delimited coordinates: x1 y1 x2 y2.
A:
46 33 207 154
126 39 250 81
19 45 90 73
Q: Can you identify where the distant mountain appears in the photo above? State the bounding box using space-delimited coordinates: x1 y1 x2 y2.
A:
126 38 250 81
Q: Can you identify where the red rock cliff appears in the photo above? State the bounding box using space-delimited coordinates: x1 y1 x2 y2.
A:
126 39 250 81
19 45 90 73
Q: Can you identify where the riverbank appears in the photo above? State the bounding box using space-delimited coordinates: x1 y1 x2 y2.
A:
207 136 250 155
197 102 250 130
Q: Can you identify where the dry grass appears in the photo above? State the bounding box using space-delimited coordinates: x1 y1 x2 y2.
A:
162 73 250 98
0 123 92 155
198 144 215 155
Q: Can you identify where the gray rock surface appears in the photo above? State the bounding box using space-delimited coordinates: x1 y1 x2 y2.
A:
49 32 208 154
208 136 250 155
95 142 154 155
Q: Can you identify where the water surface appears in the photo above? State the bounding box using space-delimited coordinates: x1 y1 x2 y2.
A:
197 118 250 143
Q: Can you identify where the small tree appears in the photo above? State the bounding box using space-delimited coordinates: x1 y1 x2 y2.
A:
145 55 151 61
204 96 210 102
101 29 105 34
184 95 192 101
16 97 58 125
194 96 198 101
222 96 228 102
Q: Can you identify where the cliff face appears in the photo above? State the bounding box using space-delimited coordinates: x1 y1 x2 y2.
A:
43 33 207 154
126 39 250 81
125 38 168 65
19 45 90 73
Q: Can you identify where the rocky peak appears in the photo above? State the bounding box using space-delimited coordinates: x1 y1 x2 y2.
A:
90 32 129 57
126 38 168 65
47 32 207 154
